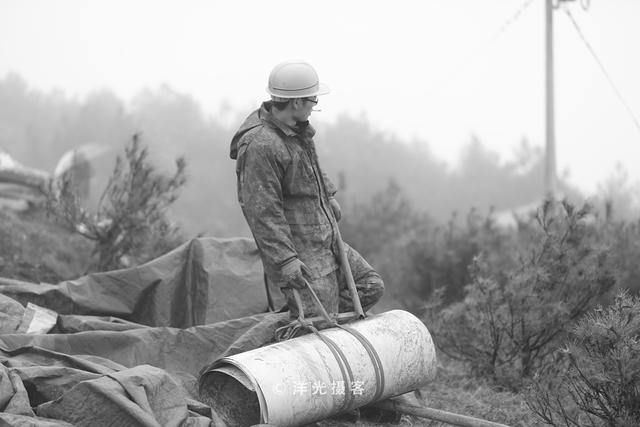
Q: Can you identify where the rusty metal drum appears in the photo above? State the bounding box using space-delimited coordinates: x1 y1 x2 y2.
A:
200 309 437 427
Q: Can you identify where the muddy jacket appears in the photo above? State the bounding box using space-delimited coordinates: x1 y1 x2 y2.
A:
230 102 339 284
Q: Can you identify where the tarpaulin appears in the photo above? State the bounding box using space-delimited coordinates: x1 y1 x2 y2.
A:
0 237 286 328
0 294 24 334
0 237 292 426
0 313 292 426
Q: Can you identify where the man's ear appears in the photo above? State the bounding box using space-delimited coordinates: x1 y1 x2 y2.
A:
291 98 303 110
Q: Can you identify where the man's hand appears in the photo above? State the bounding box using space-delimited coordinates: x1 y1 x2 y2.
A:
329 197 342 222
280 258 311 289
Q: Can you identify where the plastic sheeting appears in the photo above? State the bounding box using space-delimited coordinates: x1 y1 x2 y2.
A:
0 237 291 427
0 237 286 328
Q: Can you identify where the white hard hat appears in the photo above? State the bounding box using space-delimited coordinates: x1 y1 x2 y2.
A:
267 61 330 99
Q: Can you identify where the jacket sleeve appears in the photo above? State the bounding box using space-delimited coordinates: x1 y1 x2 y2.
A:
237 136 298 273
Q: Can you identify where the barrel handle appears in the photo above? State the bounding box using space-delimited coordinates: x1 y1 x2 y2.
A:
296 282 336 325
275 272 364 340
275 282 350 341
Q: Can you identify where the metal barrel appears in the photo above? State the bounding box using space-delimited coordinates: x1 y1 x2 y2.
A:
200 310 437 427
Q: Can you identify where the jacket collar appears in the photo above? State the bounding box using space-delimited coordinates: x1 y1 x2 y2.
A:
260 102 316 140
230 102 317 159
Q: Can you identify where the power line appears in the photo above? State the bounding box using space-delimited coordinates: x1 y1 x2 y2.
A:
423 0 537 98
492 0 536 42
563 7 640 135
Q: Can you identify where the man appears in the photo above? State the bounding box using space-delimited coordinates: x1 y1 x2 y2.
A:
230 60 383 322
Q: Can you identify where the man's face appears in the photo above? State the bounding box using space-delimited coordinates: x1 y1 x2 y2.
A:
292 97 318 122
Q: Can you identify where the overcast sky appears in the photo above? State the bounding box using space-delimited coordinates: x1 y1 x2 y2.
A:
1 0 639 194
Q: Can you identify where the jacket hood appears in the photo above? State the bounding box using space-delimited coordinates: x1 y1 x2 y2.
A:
230 102 316 159
229 106 264 160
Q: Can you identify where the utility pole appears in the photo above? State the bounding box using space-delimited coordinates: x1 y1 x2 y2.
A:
545 0 590 199
545 0 557 199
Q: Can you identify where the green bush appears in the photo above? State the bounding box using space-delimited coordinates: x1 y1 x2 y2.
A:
527 291 640 426
425 200 616 387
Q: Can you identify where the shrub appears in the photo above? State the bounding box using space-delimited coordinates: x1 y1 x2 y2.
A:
47 134 187 272
409 207 516 305
600 218 640 296
340 180 514 311
527 291 640 426
425 200 616 388
340 179 425 258
340 179 431 310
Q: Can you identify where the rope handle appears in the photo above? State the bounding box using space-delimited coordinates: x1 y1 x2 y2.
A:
275 280 359 341
294 283 335 325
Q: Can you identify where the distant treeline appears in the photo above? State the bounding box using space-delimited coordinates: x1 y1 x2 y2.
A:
0 72 594 237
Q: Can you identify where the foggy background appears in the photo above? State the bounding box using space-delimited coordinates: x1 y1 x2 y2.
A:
1 0 639 237
4 4 640 425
